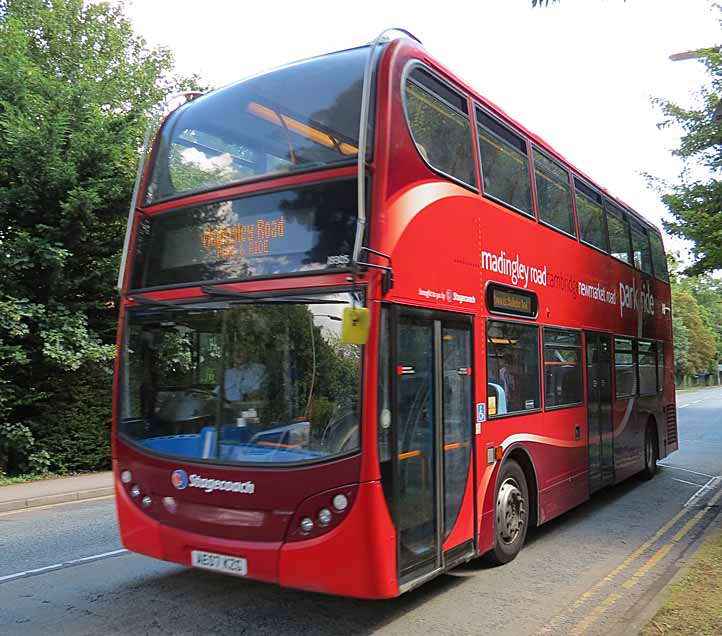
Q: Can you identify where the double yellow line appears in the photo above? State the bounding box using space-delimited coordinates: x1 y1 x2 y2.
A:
535 485 722 636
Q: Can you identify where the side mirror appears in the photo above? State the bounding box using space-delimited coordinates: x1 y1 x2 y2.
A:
340 307 370 344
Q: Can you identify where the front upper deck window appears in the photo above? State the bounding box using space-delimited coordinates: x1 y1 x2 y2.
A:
144 47 371 205
404 67 476 187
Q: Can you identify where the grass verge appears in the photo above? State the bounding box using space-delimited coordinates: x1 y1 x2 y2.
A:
640 519 722 636
0 471 79 486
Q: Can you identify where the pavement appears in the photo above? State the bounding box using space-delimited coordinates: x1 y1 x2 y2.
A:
0 471 113 513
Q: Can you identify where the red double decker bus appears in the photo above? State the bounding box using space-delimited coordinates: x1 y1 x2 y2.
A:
113 31 677 598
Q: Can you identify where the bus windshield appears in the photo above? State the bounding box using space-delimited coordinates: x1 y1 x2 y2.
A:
144 46 370 205
119 291 362 465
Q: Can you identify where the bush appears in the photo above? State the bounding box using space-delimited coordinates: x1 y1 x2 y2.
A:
31 362 113 473
0 421 35 474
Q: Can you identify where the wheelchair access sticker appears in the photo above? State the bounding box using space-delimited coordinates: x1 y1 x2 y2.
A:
477 403 486 423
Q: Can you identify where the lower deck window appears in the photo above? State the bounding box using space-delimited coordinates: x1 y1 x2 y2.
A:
614 337 637 398
638 340 657 395
543 328 582 408
487 320 540 416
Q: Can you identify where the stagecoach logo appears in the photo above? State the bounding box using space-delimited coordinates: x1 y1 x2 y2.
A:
171 469 255 495
172 469 188 490
447 289 477 305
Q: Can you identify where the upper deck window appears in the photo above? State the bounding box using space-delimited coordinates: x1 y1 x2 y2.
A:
476 108 534 217
630 219 653 275
404 67 476 187
649 231 670 282
574 178 607 252
144 47 371 205
532 148 575 237
606 201 633 265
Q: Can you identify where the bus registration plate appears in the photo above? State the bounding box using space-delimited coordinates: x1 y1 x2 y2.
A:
191 550 247 577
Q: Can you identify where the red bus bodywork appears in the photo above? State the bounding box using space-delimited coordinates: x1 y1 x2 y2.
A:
113 37 676 599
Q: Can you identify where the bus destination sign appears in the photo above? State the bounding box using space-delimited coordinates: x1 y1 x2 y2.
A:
486 283 538 318
201 214 287 259
131 179 357 290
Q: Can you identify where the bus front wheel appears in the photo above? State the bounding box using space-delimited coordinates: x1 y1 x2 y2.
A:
487 459 529 565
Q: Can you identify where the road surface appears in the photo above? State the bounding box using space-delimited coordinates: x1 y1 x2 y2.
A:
1 387 721 636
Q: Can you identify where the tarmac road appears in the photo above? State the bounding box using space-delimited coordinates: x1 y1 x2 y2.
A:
1 387 721 636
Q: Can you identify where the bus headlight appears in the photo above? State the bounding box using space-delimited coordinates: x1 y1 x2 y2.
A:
141 495 152 508
121 470 132 484
300 517 314 532
332 494 348 511
130 484 141 498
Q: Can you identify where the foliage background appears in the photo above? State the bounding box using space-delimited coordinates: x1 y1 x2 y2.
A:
0 0 198 475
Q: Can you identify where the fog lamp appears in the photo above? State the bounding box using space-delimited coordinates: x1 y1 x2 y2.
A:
318 508 332 526
300 517 314 532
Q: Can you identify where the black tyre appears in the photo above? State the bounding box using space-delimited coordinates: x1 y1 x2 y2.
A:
486 458 529 565
643 421 659 480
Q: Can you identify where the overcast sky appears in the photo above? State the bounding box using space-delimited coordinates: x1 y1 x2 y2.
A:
119 0 720 258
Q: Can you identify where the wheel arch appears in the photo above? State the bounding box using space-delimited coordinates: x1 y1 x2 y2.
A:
500 443 539 529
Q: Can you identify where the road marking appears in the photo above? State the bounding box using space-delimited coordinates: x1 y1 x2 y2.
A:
684 476 721 508
567 486 722 635
535 478 722 636
658 464 717 479
534 496 695 635
672 478 707 487
0 549 128 585
0 494 114 517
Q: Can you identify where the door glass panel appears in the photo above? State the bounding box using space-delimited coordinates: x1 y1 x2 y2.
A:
599 336 614 481
586 334 602 491
442 326 471 539
396 318 436 573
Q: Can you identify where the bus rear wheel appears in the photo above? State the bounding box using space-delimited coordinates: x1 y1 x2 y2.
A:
487 459 529 565
643 422 659 480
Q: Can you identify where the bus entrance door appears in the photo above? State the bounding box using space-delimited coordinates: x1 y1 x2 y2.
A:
393 308 474 588
586 332 614 493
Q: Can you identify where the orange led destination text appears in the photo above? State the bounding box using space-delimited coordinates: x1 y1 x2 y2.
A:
202 216 285 258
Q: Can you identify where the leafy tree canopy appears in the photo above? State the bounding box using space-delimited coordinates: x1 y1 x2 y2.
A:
670 257 722 376
0 0 199 473
651 11 722 275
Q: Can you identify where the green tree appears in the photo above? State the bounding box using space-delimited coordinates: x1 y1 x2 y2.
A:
651 16 722 275
672 312 690 375
0 0 198 474
672 288 718 375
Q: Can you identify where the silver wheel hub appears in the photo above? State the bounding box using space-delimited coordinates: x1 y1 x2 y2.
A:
496 478 525 545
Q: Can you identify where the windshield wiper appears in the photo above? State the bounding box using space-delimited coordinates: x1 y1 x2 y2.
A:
127 295 183 307
200 286 345 304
